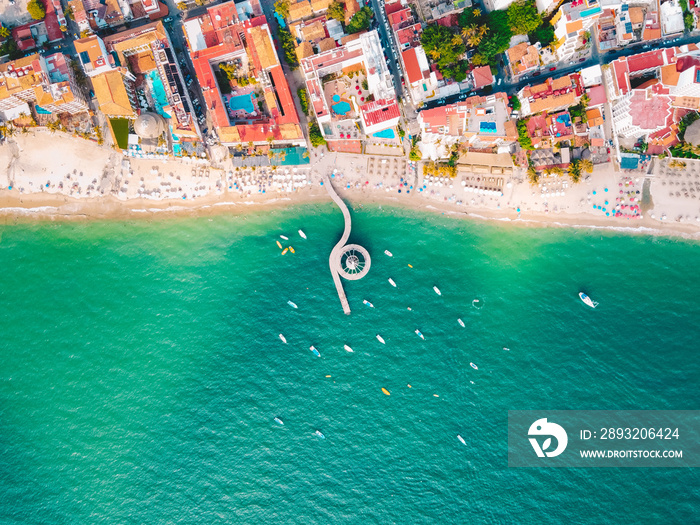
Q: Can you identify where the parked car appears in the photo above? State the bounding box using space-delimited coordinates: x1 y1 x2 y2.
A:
533 71 541 76
579 58 586 62
549 66 556 71
164 17 173 23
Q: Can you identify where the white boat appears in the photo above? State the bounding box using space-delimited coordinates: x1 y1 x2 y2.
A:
384 250 393 257
433 286 441 296
579 292 598 308
280 235 288 240
274 417 284 425
376 334 385 344
279 334 287 343
298 229 307 239
415 329 424 340
344 344 354 353
287 300 298 309
315 430 325 439
388 278 397 287
470 362 478 370
457 435 466 446
503 347 510 351
458 318 465 328
363 299 374 308
310 345 321 357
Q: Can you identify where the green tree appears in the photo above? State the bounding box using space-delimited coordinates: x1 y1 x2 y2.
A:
274 0 290 19
684 13 695 32
579 159 594 174
477 11 512 58
27 0 46 20
328 1 345 22
361 78 368 90
278 28 299 70
346 6 373 34
517 119 534 150
64 6 74 21
510 95 521 112
527 165 539 184
0 25 10 39
297 87 309 115
530 24 554 47
507 0 541 35
309 121 327 148
421 24 466 81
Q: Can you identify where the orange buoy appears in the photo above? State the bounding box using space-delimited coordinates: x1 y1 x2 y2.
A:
382 388 391 396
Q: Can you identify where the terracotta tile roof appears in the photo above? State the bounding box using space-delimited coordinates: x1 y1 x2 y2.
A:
586 107 603 127
360 99 400 128
288 0 312 19
660 64 681 86
551 76 571 91
310 0 331 11
300 20 326 41
92 70 135 117
402 47 422 84
248 25 279 70
471 66 493 89
629 7 644 24
318 37 336 52
295 41 314 61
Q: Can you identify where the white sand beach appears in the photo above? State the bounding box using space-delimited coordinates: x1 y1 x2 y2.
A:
1 131 699 239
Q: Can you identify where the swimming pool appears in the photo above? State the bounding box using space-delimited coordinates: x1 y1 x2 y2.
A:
332 94 340 102
479 122 497 133
229 94 255 114
372 128 395 139
332 101 351 115
146 71 170 118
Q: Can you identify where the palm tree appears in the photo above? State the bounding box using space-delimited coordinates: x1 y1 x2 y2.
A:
473 8 482 18
451 35 462 48
580 159 594 173
429 49 442 61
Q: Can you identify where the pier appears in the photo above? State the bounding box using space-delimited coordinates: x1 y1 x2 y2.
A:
324 174 371 314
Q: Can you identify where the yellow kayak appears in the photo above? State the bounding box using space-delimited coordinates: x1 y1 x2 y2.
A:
382 388 390 396
276 240 283 249
289 246 295 253
281 248 288 255
408 264 413 268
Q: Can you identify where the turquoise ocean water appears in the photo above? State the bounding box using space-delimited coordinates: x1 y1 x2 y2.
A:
0 204 699 523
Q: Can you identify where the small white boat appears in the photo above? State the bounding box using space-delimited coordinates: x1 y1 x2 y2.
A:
274 417 284 425
503 347 510 351
415 329 424 340
344 344 354 353
384 250 393 257
470 362 478 370
433 286 441 296
280 235 289 240
287 301 298 309
363 299 374 308
310 346 321 357
279 334 287 343
457 435 466 446
579 292 598 308
298 229 307 239
458 318 465 328
388 278 397 287
376 334 385 344
315 430 325 439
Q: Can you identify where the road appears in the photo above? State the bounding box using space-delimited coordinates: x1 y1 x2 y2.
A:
367 0 403 100
421 34 700 111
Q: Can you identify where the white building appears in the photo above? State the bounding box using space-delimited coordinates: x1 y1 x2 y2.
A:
401 45 438 106
552 0 602 62
660 0 685 36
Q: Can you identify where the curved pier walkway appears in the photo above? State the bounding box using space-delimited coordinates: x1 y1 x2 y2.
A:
324 173 352 314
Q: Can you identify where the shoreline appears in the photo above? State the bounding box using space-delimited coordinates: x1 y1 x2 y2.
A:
2 186 700 241
2 132 699 240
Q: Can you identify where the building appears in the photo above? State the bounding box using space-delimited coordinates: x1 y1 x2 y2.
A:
506 42 541 78
100 21 200 147
0 53 88 121
470 66 494 91
184 2 303 147
517 73 585 116
660 0 684 36
401 46 438 105
417 93 517 158
301 30 398 151
483 0 517 10
551 0 602 62
75 35 114 77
